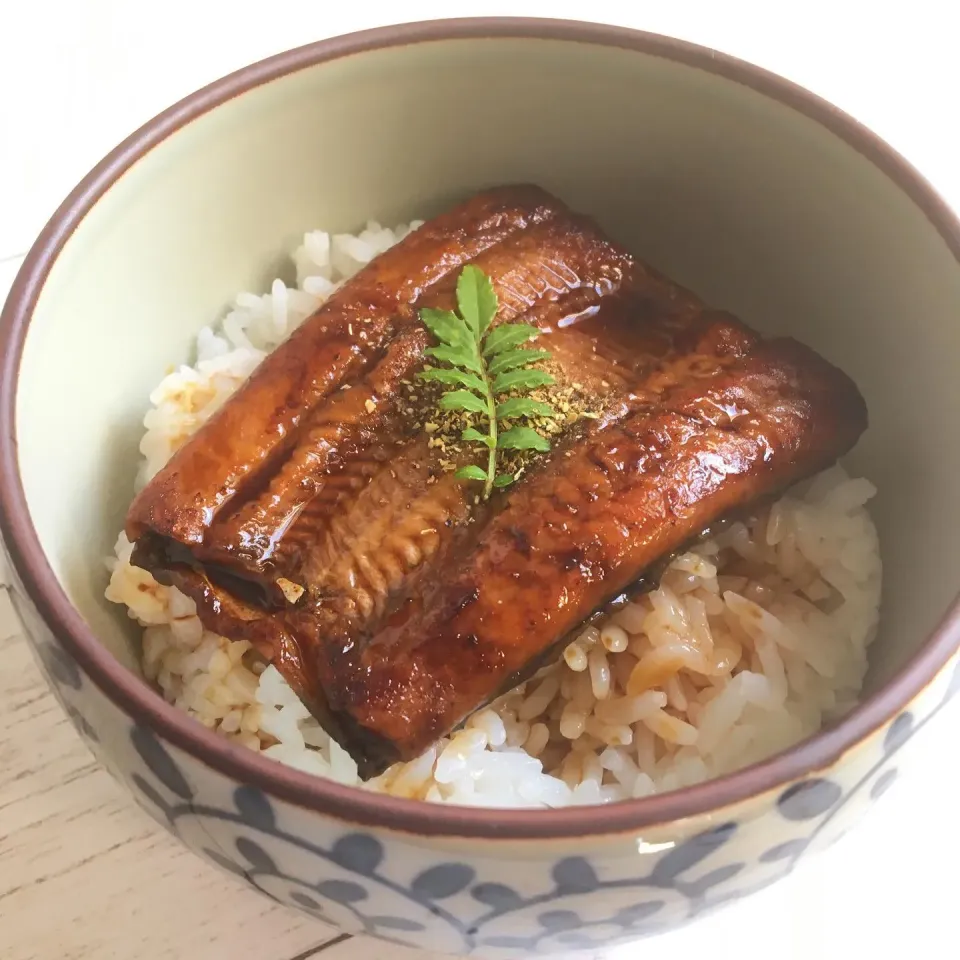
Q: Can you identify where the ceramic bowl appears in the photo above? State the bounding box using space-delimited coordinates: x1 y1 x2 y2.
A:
2 18 959 958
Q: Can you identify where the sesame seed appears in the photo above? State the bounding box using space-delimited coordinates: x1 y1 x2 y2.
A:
364 399 376 413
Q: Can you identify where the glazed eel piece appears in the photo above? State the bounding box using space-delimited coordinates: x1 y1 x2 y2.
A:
127 185 563 547
125 185 868 775
127 183 706 604
321 337 866 770
185 210 670 580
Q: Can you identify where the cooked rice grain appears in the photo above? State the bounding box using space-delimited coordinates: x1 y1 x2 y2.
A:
105 218 882 808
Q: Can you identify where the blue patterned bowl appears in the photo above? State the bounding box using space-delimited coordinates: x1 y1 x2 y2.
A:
2 19 959 958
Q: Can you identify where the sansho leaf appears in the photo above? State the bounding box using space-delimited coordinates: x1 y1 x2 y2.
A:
420 307 472 348
456 465 489 482
439 390 488 414
492 368 556 395
488 348 551 377
426 344 482 374
462 427 495 448
416 265 561 500
456 265 499 339
482 324 540 357
498 426 552 452
495 397 556 420
418 367 486 393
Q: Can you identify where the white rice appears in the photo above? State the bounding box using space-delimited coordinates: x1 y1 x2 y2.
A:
105 218 882 808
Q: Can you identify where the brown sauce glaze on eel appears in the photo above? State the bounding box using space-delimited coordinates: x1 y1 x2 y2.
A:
126 186 867 776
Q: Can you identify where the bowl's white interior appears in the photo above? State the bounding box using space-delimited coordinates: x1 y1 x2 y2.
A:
14 37 960 692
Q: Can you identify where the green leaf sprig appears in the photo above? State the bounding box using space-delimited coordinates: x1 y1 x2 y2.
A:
417 265 557 499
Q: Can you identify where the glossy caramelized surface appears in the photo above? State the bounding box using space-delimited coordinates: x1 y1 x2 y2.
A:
127 186 867 774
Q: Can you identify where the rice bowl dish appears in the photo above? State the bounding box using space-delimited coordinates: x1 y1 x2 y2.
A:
105 214 882 809
6 23 960 959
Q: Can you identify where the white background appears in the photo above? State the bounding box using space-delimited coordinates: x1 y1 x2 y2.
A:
1 1 958 957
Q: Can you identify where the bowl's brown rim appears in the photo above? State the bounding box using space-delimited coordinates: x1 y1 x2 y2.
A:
2 17 959 842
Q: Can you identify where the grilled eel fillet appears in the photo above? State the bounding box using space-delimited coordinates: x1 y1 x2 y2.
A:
126 185 868 775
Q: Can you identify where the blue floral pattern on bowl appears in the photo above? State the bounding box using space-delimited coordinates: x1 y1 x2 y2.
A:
11 572 960 958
